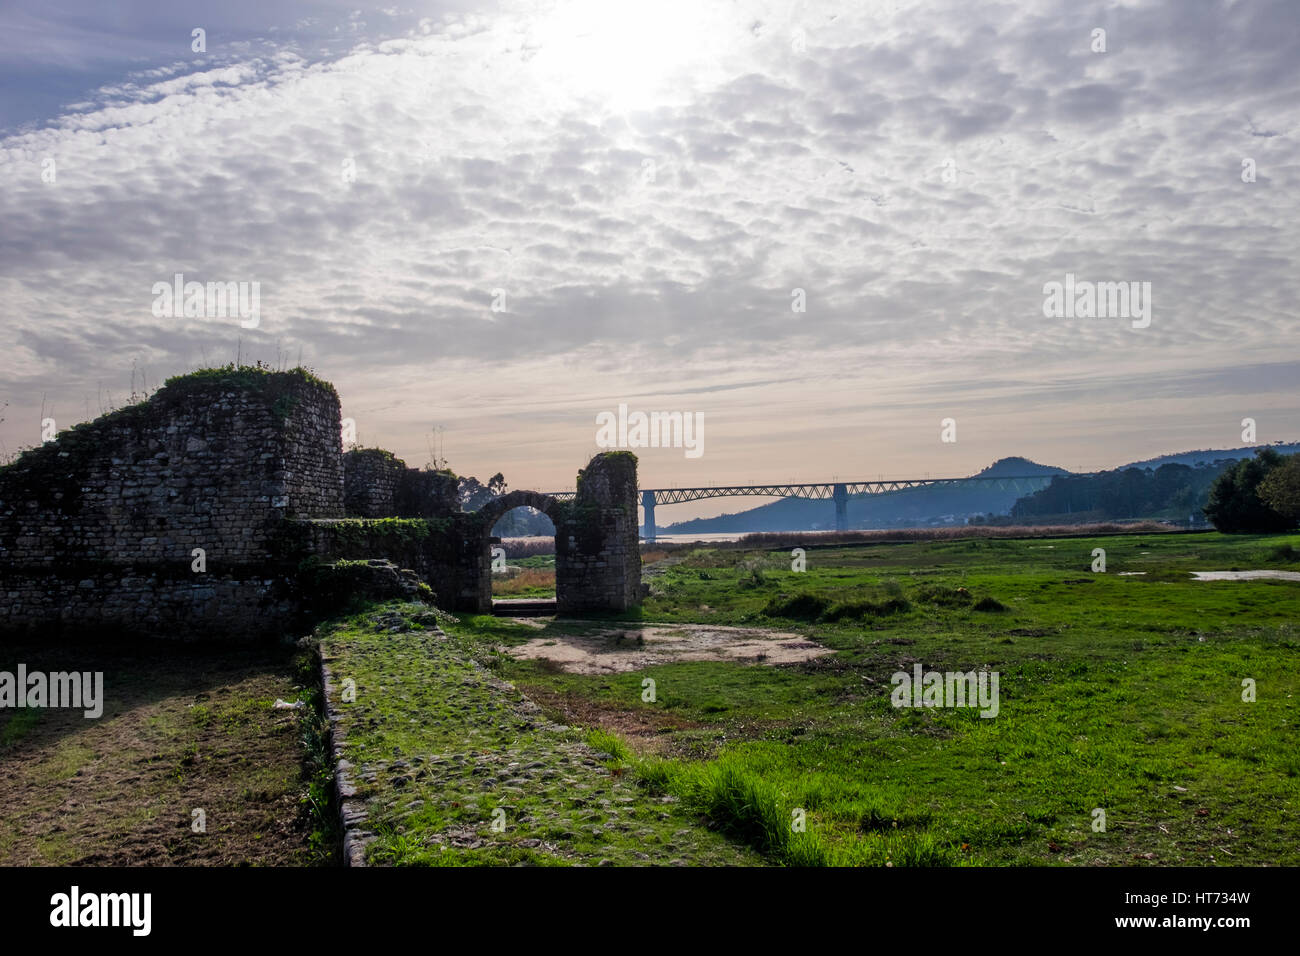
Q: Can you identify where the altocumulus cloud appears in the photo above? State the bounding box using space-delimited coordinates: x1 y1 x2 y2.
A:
0 0 1297 486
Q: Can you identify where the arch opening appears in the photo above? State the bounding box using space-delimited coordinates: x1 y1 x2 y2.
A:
486 503 559 602
474 490 565 612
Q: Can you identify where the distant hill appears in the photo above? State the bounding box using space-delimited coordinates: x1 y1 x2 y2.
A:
656 457 1066 535
650 445 1300 535
973 456 1067 478
1118 442 1300 471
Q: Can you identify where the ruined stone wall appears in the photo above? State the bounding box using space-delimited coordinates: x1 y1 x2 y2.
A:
0 367 343 639
298 514 485 611
282 384 346 519
555 453 641 613
343 450 460 522
437 516 490 610
0 568 295 638
450 454 642 614
395 468 460 520
343 449 406 518
0 368 642 639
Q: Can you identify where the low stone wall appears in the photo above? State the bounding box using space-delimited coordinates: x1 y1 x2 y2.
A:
320 654 373 866
0 566 294 639
298 516 485 612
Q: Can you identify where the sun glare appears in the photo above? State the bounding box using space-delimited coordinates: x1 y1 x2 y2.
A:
526 0 727 109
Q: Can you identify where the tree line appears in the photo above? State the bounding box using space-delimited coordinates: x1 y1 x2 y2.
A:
1006 449 1299 532
1009 461 1229 523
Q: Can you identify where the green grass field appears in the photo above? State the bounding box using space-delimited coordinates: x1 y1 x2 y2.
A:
444 531 1300 866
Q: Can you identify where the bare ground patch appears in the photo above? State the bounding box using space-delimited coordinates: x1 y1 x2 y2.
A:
504 622 833 675
0 639 318 866
522 685 702 755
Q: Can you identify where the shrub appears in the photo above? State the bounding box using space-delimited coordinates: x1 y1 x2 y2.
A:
763 593 831 620
914 584 974 608
1264 543 1300 564
823 597 912 621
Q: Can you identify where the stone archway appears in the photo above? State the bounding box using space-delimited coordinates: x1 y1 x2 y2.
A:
476 490 563 533
470 454 641 615
474 490 564 612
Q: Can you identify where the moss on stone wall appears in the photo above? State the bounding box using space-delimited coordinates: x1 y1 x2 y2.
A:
327 518 437 547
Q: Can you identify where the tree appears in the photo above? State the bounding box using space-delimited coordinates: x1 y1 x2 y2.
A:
1203 448 1291 532
458 472 509 512
1257 454 1300 525
457 476 493 511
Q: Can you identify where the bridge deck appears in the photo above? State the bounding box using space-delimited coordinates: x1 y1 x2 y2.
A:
545 474 1071 505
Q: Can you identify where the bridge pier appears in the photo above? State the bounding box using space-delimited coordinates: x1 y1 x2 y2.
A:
833 483 848 531
641 490 657 541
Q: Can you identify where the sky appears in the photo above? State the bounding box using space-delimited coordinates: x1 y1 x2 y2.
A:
1 0 1297 524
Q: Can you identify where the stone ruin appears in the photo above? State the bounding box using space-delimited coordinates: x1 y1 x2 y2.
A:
0 366 641 639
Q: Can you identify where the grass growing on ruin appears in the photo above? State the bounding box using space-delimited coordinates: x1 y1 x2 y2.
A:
0 362 336 481
454 531 1300 866
162 362 338 400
